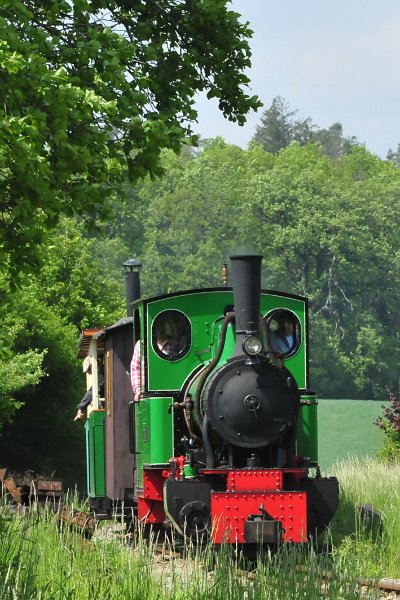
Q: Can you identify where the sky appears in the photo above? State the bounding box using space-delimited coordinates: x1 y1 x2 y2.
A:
194 0 400 158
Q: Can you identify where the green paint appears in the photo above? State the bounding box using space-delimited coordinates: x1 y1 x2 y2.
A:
147 291 234 391
135 397 173 488
183 463 197 478
260 294 307 389
215 321 236 364
85 410 105 498
135 290 309 482
297 395 318 462
146 290 307 392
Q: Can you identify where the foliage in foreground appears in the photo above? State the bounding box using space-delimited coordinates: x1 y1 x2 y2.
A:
0 506 359 600
0 0 261 284
1 458 399 599
375 387 400 462
328 456 400 578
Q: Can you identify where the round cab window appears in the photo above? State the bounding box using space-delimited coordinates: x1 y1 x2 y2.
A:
265 309 301 358
152 310 191 361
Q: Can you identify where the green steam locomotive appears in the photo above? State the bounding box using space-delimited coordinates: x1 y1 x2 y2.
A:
77 254 338 546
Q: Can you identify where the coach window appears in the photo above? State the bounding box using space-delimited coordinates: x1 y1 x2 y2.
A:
152 310 191 361
265 309 301 358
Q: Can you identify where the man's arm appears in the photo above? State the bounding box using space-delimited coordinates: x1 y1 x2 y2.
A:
74 387 93 421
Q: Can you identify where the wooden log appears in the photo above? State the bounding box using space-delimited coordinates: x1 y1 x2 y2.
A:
3 478 22 503
58 506 96 537
31 479 63 493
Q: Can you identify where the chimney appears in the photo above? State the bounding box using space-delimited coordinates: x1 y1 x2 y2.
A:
123 259 142 317
230 253 262 355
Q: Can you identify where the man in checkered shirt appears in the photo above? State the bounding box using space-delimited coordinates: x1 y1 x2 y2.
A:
130 340 141 401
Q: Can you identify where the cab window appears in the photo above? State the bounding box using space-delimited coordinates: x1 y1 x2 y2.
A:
152 310 191 361
265 309 301 358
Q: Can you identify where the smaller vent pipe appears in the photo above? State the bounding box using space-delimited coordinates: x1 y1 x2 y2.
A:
123 259 142 317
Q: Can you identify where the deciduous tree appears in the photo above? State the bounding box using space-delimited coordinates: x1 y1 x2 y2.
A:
0 0 261 281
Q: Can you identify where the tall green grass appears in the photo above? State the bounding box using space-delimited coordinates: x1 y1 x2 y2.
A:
328 456 400 578
0 504 161 599
0 506 358 600
2 458 399 599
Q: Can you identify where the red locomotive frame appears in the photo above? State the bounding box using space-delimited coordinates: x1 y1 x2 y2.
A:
138 461 309 544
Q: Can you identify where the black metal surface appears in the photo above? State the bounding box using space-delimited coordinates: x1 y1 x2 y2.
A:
296 476 340 536
230 254 262 334
244 519 282 544
187 449 208 468
164 479 211 539
173 404 187 457
230 254 262 356
204 356 300 448
178 500 210 538
202 414 215 468
247 454 261 467
124 260 141 318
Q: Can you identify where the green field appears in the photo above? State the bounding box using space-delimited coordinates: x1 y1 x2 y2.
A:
317 399 389 472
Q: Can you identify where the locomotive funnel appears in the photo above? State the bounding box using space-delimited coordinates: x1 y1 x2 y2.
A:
123 259 142 317
230 253 262 355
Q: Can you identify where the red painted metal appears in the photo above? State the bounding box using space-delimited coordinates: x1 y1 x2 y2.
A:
140 465 309 537
201 468 307 483
211 491 307 544
227 470 283 491
137 497 165 523
201 469 230 475
139 467 167 523
143 469 164 501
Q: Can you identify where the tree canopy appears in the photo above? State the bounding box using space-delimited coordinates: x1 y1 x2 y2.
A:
0 0 261 281
119 140 400 399
253 97 358 158
0 218 128 483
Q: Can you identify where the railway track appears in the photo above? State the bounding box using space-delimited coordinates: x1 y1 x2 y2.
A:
150 541 400 597
358 578 400 594
294 565 400 597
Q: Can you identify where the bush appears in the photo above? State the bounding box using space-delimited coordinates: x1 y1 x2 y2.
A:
375 387 400 462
